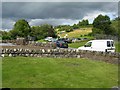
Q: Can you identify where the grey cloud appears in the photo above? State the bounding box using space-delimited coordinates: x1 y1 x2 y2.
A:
2 2 118 30
2 18 15 30
2 2 118 19
2 0 119 2
29 18 79 26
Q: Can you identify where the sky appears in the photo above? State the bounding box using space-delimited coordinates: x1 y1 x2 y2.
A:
1 1 119 31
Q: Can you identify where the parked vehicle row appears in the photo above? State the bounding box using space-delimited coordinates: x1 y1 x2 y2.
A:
44 37 88 43
57 38 72 43
72 38 88 43
44 37 68 48
44 37 116 52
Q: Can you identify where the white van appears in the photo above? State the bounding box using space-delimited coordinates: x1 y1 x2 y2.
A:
78 40 115 52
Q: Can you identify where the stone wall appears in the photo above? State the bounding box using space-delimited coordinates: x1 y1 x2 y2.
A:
1 48 119 64
1 40 56 48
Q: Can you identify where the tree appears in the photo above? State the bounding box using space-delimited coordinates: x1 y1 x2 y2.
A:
40 24 57 37
55 25 73 32
72 24 79 29
78 19 89 26
11 19 31 39
0 31 11 40
93 14 112 35
30 24 57 40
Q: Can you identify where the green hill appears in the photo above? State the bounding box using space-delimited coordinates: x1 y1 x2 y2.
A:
58 27 93 38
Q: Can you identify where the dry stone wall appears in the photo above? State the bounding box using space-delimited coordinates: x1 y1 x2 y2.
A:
1 48 119 64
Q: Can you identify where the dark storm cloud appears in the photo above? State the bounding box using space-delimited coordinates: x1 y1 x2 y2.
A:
2 2 118 19
2 2 118 30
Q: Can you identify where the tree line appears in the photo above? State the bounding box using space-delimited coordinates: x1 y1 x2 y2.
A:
1 14 119 40
1 20 57 40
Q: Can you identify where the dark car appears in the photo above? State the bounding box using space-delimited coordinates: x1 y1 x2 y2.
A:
55 40 68 48
58 38 72 43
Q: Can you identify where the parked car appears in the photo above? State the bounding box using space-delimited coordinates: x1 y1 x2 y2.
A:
55 40 68 48
44 37 53 42
72 38 81 43
51 38 57 42
58 38 72 43
78 39 115 52
81 38 88 41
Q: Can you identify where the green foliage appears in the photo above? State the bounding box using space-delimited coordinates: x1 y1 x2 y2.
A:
92 28 105 35
72 19 89 29
56 19 90 31
30 24 57 40
78 19 89 26
7 19 57 40
11 19 31 39
55 25 73 32
0 31 12 40
115 41 120 52
92 14 113 35
111 18 120 38
72 24 79 29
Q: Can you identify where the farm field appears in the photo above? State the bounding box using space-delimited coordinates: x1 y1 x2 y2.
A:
2 57 118 88
59 27 92 38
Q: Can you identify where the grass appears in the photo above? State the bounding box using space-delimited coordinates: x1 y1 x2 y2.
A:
69 40 88 48
115 41 120 52
37 39 47 43
59 27 92 38
2 57 118 88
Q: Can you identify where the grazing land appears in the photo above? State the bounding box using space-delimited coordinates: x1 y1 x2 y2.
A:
2 57 118 88
59 27 92 38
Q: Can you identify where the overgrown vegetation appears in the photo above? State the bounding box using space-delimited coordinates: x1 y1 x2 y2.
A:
2 57 118 88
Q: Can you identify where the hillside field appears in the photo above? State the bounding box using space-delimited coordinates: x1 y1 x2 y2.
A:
58 27 92 38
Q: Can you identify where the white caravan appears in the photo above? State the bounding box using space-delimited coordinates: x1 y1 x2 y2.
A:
78 40 115 52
